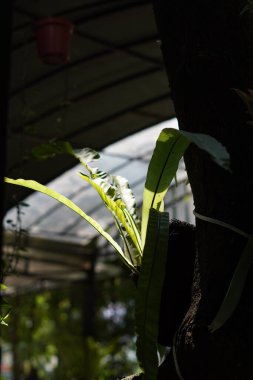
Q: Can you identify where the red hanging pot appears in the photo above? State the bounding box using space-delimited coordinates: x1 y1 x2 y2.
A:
34 17 73 65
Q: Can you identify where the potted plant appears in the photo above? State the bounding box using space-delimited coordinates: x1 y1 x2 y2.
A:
33 17 73 65
4 128 230 379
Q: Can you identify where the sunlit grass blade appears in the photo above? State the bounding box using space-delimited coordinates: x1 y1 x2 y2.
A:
136 209 170 380
4 177 135 271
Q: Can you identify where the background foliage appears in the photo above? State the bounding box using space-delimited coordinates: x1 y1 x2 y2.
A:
1 270 139 380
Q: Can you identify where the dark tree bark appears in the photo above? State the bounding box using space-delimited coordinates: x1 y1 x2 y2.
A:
152 0 253 379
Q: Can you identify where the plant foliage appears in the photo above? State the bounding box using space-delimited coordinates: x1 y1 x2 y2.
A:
136 209 169 380
4 126 230 379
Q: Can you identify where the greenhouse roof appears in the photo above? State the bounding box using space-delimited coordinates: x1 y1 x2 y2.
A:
5 0 175 212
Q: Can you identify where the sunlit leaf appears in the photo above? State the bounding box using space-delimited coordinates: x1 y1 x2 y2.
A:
74 147 100 165
76 149 141 266
141 128 231 248
113 175 140 225
122 207 142 255
141 128 189 247
4 177 135 271
78 172 141 266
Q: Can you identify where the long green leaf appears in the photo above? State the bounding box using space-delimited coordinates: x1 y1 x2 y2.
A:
209 236 253 332
141 129 189 247
136 208 170 380
4 177 135 271
78 172 142 264
141 128 231 248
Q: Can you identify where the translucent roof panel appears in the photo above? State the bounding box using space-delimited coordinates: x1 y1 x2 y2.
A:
4 118 194 245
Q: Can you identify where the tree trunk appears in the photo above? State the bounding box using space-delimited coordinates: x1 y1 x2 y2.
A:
152 0 253 378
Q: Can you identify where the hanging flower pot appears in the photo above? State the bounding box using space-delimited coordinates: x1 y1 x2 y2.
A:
34 17 73 65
